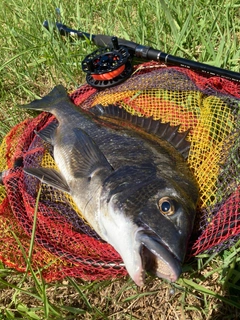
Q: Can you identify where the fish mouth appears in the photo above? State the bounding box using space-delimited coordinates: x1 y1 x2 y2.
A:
135 230 182 285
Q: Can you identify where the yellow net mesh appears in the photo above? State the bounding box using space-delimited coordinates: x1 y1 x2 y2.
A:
0 63 239 281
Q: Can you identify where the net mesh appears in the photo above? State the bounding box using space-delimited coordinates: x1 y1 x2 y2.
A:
0 62 239 282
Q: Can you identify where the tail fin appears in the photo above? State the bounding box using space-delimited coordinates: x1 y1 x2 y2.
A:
19 85 70 112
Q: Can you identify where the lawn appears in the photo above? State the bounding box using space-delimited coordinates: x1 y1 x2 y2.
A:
0 0 240 319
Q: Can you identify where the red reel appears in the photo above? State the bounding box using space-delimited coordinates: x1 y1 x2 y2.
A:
82 46 133 88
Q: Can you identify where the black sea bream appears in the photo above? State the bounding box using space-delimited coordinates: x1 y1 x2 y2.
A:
21 85 199 286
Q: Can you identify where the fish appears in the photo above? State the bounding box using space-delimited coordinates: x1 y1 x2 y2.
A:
20 85 199 286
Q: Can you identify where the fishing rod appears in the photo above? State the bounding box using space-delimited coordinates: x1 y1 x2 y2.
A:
43 19 240 89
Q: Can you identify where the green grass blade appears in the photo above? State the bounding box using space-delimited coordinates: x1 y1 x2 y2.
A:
67 277 93 311
159 0 180 39
182 279 240 309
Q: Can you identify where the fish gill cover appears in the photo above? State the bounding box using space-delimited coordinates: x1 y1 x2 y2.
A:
0 62 239 282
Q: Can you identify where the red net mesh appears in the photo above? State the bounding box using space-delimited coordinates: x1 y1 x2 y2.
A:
0 62 239 281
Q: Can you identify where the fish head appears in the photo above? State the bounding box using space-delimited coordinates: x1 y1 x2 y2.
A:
100 165 198 286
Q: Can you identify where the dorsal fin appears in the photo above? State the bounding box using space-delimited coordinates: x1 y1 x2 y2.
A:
90 104 191 159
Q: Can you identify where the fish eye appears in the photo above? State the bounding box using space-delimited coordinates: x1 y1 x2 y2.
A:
158 197 175 215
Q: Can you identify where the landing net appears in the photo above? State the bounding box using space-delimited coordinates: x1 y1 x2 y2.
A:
0 62 239 282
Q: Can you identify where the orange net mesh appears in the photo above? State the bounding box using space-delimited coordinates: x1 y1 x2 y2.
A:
0 62 239 282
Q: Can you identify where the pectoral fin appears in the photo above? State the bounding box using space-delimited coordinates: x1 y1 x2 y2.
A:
68 128 113 179
24 167 70 193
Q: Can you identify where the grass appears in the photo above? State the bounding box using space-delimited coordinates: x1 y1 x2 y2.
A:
0 0 240 319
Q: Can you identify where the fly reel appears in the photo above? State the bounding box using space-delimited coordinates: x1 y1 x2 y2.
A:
82 37 133 89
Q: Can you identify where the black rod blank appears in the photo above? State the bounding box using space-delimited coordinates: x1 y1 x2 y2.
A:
43 21 240 82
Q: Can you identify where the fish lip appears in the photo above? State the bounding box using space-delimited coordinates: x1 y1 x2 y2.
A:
136 229 182 284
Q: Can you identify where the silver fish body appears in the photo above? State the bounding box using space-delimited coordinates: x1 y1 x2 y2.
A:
21 85 199 286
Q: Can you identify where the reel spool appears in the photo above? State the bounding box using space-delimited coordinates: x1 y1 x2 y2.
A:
82 37 133 89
